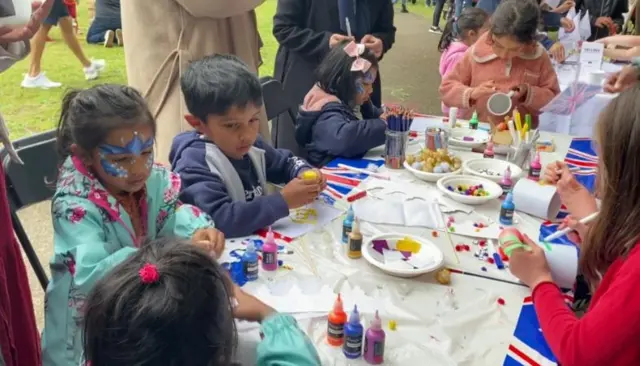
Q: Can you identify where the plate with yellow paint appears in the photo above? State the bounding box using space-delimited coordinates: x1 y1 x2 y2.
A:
362 233 444 278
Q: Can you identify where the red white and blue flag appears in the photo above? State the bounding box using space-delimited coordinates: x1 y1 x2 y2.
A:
319 158 384 205
541 82 602 115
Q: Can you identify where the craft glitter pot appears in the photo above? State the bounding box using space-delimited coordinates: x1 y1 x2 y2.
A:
327 294 347 346
447 184 490 197
499 192 515 225
529 152 542 181
342 206 355 244
348 219 363 259
499 166 513 198
363 311 385 364
242 241 259 281
343 305 364 359
498 228 531 257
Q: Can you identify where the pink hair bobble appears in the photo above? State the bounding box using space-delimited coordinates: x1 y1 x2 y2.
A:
139 263 160 284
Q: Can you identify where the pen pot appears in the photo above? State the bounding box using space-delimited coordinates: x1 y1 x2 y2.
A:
507 142 534 170
385 129 409 169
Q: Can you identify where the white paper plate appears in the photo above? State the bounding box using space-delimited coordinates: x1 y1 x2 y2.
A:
403 160 462 182
462 159 523 183
362 233 444 278
437 175 503 205
449 128 490 148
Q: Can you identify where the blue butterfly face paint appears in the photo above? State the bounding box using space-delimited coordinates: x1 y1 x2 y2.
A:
363 70 376 84
98 132 154 179
356 79 365 94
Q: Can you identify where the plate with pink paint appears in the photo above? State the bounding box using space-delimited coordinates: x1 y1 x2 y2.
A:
449 128 490 148
362 233 444 278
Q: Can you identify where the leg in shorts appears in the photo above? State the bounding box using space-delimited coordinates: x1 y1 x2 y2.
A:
44 0 69 26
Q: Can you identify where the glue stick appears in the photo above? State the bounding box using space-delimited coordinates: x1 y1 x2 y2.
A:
342 206 355 244
343 305 364 359
363 311 385 364
301 169 319 181
348 219 363 259
327 294 347 346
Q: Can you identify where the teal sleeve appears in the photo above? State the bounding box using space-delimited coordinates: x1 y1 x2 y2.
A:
256 314 321 366
52 198 137 293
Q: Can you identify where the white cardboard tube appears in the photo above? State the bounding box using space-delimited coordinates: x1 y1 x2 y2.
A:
512 179 562 220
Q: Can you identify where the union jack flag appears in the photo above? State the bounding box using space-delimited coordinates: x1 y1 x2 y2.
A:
541 82 602 115
504 294 574 366
319 157 384 205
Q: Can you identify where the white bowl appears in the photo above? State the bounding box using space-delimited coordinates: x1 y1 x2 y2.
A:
362 233 444 278
449 128 490 148
462 159 523 183
403 160 462 182
437 175 503 205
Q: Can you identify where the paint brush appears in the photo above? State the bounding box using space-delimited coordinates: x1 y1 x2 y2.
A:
345 17 352 38
542 211 599 242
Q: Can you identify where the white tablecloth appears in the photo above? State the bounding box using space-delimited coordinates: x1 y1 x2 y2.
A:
230 124 574 366
538 62 621 137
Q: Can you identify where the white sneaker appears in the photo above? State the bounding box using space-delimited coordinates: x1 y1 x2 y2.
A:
21 72 62 89
83 59 106 80
104 30 115 48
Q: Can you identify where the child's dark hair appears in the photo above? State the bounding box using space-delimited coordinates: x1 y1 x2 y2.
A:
83 237 237 366
315 41 379 107
438 8 489 52
56 84 156 161
490 0 541 44
181 54 263 122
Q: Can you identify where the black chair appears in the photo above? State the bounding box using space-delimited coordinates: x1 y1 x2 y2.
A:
1 130 57 291
260 76 306 157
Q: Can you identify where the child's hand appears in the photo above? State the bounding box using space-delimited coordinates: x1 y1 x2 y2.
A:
329 34 354 48
192 228 225 258
510 84 528 103
549 42 567 63
362 34 383 58
282 177 320 209
298 169 326 191
595 17 614 28
232 284 275 323
557 215 590 245
554 0 574 13
470 81 496 101
560 18 575 33
508 234 554 289
543 160 566 184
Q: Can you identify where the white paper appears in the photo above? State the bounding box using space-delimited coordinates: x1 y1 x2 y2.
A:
579 10 592 41
409 116 447 133
383 248 406 263
542 243 579 289
271 201 343 238
544 0 560 9
448 219 501 239
566 6 576 19
353 197 445 229
559 14 581 43
580 42 604 73
512 179 561 220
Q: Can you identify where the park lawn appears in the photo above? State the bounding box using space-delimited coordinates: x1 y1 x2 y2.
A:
0 0 429 140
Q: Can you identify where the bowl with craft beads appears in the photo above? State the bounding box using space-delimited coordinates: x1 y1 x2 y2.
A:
362 233 445 278
403 148 462 182
462 158 523 183
436 175 503 205
448 128 490 148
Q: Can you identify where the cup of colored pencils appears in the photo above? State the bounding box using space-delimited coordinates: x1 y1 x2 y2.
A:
384 106 414 169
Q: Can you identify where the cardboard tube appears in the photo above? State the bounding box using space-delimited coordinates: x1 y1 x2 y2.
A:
512 179 562 220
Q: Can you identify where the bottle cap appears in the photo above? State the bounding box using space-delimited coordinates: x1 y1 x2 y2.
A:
349 305 360 324
346 205 354 220
503 166 511 179
485 142 494 153
534 152 541 164
370 310 382 329
333 293 344 313
266 227 275 243
246 240 256 253
504 192 514 205
352 218 360 234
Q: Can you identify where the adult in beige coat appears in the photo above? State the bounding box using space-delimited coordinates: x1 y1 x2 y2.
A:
121 0 269 162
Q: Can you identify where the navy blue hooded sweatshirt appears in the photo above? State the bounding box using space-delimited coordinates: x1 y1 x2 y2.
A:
170 131 312 238
295 84 387 167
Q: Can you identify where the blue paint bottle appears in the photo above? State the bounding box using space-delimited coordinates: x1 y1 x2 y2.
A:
499 192 515 225
342 206 355 244
242 241 259 281
343 305 364 359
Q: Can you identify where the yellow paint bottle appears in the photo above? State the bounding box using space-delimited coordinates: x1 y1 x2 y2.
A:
347 219 363 259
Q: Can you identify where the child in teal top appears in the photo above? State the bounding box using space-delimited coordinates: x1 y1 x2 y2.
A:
81 237 321 366
41 85 225 365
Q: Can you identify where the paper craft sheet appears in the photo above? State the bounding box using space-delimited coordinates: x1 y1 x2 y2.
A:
271 201 344 239
540 82 602 115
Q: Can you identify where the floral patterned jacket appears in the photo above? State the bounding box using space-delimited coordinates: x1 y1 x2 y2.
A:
41 156 215 366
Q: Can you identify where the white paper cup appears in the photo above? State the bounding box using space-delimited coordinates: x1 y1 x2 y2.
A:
512 179 562 220
588 70 606 86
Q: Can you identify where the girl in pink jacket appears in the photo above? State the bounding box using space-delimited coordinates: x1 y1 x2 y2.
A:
438 8 490 117
439 0 560 127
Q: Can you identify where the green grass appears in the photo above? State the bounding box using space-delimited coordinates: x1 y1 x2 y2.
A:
0 0 430 140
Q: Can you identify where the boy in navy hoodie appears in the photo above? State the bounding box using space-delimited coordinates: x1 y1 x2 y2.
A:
170 54 325 238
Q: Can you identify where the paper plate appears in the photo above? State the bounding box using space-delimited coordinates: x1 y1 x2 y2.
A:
437 175 503 205
403 160 462 182
449 128 490 148
462 158 523 183
362 233 444 278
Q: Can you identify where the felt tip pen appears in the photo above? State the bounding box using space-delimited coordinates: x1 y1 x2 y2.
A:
542 211 599 242
347 190 367 202
487 240 505 270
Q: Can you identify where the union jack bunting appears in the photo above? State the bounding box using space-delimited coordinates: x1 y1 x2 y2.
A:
504 294 574 366
319 158 384 205
540 82 602 115
538 137 597 245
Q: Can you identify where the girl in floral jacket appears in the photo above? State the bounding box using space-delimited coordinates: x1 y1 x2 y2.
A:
41 84 225 365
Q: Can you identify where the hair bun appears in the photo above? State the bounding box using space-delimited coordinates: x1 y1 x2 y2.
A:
139 263 160 284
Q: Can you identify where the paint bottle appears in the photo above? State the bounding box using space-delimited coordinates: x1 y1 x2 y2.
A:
348 219 363 259
327 293 347 346
363 311 385 364
342 205 355 244
261 227 278 280
499 192 515 226
529 152 542 181
448 107 458 129
343 305 364 359
483 141 494 159
499 166 513 198
469 111 479 130
242 240 259 281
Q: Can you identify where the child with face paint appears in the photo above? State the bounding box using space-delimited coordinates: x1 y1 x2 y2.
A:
439 0 560 127
171 55 324 238
295 41 385 167
42 84 224 365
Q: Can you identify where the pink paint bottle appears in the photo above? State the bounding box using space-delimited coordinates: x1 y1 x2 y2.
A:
363 311 385 364
261 227 278 279
483 141 494 159
499 166 513 198
529 152 542 181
